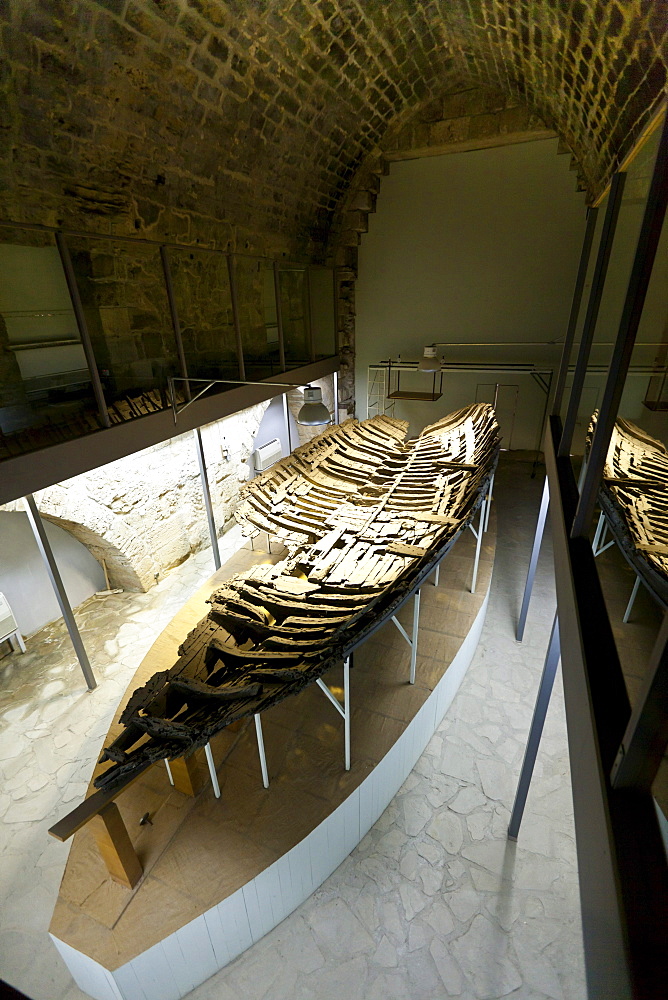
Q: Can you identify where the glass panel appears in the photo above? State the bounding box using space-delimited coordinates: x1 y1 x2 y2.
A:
557 202 607 433
68 238 178 421
0 229 103 460
309 268 336 359
279 266 311 366
168 249 240 398
233 255 282 379
582 122 667 750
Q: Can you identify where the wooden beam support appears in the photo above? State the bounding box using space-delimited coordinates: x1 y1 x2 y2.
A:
169 753 202 797
90 802 143 889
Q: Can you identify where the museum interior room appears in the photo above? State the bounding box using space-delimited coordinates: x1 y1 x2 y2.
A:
1 2 667 999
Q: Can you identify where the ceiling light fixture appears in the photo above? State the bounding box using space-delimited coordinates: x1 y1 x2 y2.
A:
296 385 331 425
167 376 331 426
418 345 441 372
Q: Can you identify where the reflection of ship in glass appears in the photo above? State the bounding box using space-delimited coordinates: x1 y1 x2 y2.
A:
94 404 499 791
588 412 668 602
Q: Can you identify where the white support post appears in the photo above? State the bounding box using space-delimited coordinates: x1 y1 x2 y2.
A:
484 472 495 532
469 498 487 594
254 714 269 788
591 511 605 553
164 760 174 785
344 655 350 771
623 576 642 624
391 589 421 684
410 589 420 684
204 743 221 799
9 629 26 653
433 562 440 587
316 655 351 771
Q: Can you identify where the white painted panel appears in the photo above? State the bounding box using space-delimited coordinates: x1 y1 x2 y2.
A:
112 962 148 1000
54 582 490 1000
287 838 315 904
341 787 360 857
253 863 284 932
129 942 183 1000
241 876 265 942
50 936 123 1000
307 819 330 888
208 890 253 966
160 933 197 997
174 915 218 985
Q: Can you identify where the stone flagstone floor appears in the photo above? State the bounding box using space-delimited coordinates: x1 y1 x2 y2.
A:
0 456 586 1000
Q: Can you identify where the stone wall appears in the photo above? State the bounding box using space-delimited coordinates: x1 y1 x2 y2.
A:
1 2 665 428
1 2 665 257
1 399 269 591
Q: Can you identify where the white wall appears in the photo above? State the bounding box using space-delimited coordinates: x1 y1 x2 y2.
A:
248 395 296 477
0 511 106 636
355 138 587 446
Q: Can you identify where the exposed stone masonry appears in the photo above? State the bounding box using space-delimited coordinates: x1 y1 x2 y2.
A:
1 399 268 590
1 1 666 427
1 1 666 258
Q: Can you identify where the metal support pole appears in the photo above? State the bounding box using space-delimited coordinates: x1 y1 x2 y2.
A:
282 392 292 453
516 476 550 642
508 614 560 840
591 511 605 553
254 714 269 788
484 472 495 532
164 760 174 786
410 589 420 684
390 589 421 684
623 576 642 624
469 498 487 594
344 654 351 771
160 245 189 389
551 206 600 417
333 370 339 424
193 428 221 571
227 255 246 381
305 269 315 364
204 743 221 799
55 233 111 428
433 562 440 587
274 261 286 372
24 493 97 690
316 655 351 769
559 172 626 458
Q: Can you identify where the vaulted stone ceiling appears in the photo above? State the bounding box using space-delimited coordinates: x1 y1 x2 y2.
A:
1 1 666 259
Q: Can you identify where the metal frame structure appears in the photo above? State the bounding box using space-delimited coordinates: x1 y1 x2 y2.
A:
391 592 421 685
510 110 668 998
23 493 97 691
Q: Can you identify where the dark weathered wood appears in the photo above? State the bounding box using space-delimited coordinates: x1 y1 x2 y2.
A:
92 406 500 791
48 763 151 841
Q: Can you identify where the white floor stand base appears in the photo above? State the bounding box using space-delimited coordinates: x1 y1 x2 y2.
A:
51 586 491 1000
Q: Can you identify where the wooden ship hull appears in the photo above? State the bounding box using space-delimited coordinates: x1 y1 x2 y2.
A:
589 412 668 605
94 403 500 791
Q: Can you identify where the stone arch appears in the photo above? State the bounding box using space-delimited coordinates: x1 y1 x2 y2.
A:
30 492 149 593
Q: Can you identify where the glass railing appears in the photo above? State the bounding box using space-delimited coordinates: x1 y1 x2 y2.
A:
0 225 338 458
0 230 104 458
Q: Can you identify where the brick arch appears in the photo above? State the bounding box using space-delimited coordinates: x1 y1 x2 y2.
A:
1 2 664 258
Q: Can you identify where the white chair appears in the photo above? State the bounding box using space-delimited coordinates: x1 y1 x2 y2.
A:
0 592 26 653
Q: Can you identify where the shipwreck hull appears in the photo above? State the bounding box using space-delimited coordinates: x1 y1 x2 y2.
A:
94 404 500 790
589 412 668 606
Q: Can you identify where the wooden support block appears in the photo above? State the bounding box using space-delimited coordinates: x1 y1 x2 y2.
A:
90 802 143 889
169 753 202 797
